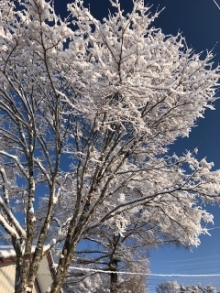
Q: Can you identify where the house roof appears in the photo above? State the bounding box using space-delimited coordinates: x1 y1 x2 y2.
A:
0 246 17 266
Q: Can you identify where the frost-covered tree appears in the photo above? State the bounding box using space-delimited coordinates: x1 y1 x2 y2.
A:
64 229 149 293
64 197 210 293
0 0 220 292
157 282 217 293
204 285 217 293
157 281 180 293
64 254 147 293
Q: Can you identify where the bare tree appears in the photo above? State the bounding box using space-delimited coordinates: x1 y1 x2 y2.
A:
0 0 220 292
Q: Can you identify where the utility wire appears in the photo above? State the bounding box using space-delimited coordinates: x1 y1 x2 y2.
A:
158 254 220 263
161 260 220 267
68 266 220 277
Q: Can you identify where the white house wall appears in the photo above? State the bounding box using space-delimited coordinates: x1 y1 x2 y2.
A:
0 263 39 293
36 256 54 293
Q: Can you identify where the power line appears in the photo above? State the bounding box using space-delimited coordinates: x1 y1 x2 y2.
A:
68 266 220 277
164 260 220 267
161 254 220 263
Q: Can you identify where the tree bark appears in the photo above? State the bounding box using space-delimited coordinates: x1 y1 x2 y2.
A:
109 258 118 293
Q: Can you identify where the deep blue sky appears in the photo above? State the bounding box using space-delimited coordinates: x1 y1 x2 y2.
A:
54 0 220 291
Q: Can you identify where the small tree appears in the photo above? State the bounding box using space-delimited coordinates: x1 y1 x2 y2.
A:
64 255 148 293
157 281 180 293
0 0 220 292
66 230 149 293
63 199 213 293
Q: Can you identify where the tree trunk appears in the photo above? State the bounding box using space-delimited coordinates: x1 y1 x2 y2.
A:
109 258 118 293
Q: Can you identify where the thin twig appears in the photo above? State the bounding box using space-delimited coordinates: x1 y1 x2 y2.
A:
213 0 220 9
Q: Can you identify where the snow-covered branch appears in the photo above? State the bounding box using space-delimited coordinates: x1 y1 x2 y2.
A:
0 0 219 292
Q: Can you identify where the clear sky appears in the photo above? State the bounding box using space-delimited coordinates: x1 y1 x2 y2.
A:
54 0 220 291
